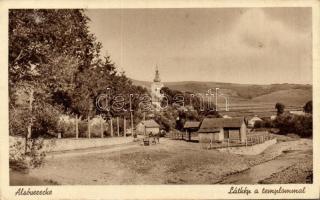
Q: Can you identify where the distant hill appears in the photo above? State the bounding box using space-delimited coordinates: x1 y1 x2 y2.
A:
251 89 312 106
130 79 312 106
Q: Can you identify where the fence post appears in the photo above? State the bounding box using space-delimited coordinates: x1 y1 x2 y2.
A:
100 116 104 138
87 116 91 138
245 138 247 147
186 130 188 140
75 114 79 139
117 117 120 137
110 118 113 137
124 118 126 138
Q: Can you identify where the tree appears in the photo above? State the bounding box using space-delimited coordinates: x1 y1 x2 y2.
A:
275 102 285 116
303 100 312 114
9 9 99 153
274 114 312 138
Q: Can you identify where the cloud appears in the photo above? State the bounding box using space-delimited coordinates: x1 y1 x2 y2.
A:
87 8 312 84
184 8 312 84
208 8 311 56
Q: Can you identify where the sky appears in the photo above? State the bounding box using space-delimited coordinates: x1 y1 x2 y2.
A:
86 8 312 84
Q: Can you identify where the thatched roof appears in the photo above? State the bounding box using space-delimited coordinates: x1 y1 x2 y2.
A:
198 117 245 133
183 121 201 129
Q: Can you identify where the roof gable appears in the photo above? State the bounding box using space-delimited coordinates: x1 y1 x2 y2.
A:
184 121 201 129
198 117 245 133
249 116 262 121
140 119 160 128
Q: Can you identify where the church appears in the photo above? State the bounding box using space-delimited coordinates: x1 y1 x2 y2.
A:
151 66 164 109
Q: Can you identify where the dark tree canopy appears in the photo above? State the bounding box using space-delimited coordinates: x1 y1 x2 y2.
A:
9 9 99 137
275 102 285 116
303 100 312 114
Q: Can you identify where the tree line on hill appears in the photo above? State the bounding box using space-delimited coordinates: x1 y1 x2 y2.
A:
254 101 312 138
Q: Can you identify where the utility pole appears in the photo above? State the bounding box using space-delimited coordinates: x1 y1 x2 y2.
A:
226 97 229 111
88 103 93 139
215 88 219 111
129 94 134 138
26 88 34 154
220 94 228 112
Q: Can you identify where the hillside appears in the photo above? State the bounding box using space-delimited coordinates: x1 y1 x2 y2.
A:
251 89 312 106
130 79 312 107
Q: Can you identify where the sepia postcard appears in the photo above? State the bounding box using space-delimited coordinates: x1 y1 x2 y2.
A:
0 0 319 199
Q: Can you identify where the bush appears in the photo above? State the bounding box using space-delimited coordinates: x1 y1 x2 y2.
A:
9 137 46 170
78 120 88 137
154 109 177 132
9 103 60 170
294 115 312 138
58 120 75 138
9 109 29 137
254 120 263 128
254 119 274 129
27 138 46 168
264 120 273 128
9 138 27 171
274 114 312 138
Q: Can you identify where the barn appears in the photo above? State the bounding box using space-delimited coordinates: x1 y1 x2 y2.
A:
198 117 247 143
183 121 201 141
136 119 160 136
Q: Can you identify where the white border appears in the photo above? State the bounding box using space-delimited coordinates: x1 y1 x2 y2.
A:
0 0 319 199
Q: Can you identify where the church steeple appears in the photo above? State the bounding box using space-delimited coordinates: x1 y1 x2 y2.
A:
153 65 161 82
151 65 164 110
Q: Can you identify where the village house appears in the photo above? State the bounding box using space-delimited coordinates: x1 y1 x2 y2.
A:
270 115 277 120
136 119 160 136
289 110 306 116
183 121 201 141
248 116 263 128
197 117 247 144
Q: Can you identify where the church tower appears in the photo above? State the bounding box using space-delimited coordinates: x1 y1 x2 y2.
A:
151 66 164 108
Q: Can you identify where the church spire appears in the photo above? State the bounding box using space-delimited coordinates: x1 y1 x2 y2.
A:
153 65 161 82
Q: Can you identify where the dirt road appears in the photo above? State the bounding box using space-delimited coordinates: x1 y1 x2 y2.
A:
10 137 312 185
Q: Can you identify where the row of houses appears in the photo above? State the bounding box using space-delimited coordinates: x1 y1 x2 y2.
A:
135 109 306 143
136 117 248 143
